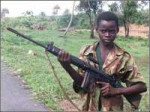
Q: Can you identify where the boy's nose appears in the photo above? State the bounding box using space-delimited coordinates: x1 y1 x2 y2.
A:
105 32 110 36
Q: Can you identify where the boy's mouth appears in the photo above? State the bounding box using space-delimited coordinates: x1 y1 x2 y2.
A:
103 38 113 42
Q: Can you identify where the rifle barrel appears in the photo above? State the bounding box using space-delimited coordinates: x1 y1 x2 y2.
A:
7 27 46 49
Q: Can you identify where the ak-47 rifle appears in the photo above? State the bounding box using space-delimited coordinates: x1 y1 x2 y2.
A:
7 27 141 109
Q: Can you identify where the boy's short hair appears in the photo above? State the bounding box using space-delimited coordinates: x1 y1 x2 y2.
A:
96 11 119 32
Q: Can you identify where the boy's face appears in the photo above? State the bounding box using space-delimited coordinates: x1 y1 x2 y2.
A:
96 20 118 45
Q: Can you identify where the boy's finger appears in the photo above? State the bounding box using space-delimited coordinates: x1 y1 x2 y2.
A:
96 81 107 86
101 86 108 91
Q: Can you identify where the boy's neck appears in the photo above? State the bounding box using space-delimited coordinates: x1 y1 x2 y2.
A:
100 42 114 51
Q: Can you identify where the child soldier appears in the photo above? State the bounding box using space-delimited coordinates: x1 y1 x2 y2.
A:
55 11 147 111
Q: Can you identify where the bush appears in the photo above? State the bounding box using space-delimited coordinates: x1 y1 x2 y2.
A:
131 10 149 25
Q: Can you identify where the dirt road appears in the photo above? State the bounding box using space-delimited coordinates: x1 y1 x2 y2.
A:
1 61 50 111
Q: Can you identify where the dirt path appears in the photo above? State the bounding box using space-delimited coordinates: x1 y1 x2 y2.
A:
1 61 50 111
118 24 149 39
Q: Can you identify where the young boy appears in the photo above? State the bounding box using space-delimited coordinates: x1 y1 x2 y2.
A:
56 11 147 111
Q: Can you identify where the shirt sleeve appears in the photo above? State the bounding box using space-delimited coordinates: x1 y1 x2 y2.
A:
121 53 146 87
73 45 90 93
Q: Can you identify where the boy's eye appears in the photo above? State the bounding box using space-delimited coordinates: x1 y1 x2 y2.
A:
100 29 107 33
109 30 116 33
99 29 116 34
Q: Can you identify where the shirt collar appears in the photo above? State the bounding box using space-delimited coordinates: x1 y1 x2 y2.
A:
84 41 124 57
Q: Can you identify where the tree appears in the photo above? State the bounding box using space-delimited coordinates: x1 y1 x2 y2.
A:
23 10 34 16
52 5 61 28
77 0 102 38
137 1 149 11
108 2 119 12
39 12 46 19
141 0 149 6
53 5 60 16
39 12 46 17
63 1 76 36
1 8 9 18
120 0 138 37
59 14 71 27
63 9 70 15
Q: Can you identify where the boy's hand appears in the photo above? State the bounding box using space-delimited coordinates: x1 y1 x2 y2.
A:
58 49 71 65
46 44 71 65
96 82 120 97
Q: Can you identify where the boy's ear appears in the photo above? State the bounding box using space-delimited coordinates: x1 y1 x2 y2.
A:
117 27 119 33
96 28 98 33
117 29 119 33
95 26 98 32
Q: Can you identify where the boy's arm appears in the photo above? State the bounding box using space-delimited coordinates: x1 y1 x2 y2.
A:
57 49 83 85
97 81 147 97
59 61 83 85
118 82 147 95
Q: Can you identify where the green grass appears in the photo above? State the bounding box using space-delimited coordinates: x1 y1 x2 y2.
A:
1 29 149 111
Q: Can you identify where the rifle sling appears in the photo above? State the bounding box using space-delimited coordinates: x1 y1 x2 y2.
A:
96 42 103 70
95 42 103 110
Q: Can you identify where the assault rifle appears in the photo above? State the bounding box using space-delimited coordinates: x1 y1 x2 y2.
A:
7 27 141 109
